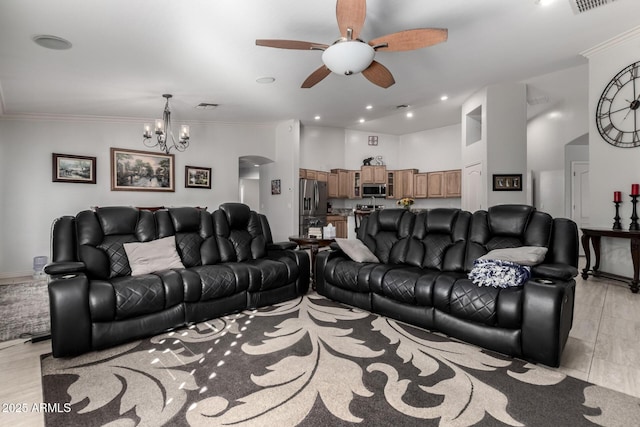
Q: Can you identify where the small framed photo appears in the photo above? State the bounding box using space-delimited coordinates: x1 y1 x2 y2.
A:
271 179 281 195
52 153 97 184
493 174 523 191
185 166 212 189
368 136 378 146
111 148 174 192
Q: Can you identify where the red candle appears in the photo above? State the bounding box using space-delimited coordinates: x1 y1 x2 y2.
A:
614 191 622 202
633 184 640 196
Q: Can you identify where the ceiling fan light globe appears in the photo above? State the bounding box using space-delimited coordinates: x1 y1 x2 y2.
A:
322 41 375 75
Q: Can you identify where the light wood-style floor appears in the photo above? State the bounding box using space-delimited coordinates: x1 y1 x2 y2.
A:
1 260 640 426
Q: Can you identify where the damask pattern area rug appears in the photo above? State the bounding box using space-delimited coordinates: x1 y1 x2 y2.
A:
42 294 640 426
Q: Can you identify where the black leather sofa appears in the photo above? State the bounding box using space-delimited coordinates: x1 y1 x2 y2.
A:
44 203 309 357
316 205 578 367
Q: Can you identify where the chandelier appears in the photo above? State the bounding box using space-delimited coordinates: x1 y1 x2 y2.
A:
143 94 190 154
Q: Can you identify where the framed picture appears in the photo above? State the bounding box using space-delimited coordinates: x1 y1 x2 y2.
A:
110 148 174 192
271 179 281 195
492 174 522 191
185 165 212 189
52 153 96 184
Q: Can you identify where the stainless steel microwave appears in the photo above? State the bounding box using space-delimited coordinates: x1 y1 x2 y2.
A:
362 184 386 197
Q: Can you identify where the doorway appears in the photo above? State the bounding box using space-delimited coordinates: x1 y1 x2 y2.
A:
238 155 273 212
571 161 589 255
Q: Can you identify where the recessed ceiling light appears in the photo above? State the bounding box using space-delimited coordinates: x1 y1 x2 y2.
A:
440 95 449 101
256 77 275 84
365 105 373 110
406 112 414 118
536 0 555 6
314 115 321 120
359 118 365 123
32 35 72 50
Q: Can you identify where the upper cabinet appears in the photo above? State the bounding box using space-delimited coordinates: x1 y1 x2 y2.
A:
444 169 461 198
304 167 461 200
361 165 386 184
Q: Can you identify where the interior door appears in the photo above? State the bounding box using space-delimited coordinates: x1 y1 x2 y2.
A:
463 162 483 212
571 161 589 256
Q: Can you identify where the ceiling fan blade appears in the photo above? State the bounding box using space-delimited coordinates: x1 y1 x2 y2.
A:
369 28 448 52
362 61 395 88
301 66 332 88
256 39 328 50
336 0 366 40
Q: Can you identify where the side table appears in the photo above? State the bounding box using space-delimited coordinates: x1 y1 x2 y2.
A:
288 236 335 290
581 227 640 293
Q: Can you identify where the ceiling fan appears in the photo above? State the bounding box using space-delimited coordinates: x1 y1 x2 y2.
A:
256 0 447 89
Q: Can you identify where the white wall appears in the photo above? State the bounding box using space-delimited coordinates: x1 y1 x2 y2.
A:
586 33 640 276
526 64 589 218
260 119 300 242
0 117 277 277
300 125 345 171
239 178 260 211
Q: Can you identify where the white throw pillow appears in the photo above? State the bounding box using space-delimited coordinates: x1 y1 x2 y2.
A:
335 238 379 263
478 246 548 266
123 236 185 276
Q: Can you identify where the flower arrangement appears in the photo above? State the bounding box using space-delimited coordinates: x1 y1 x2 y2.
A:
396 197 415 209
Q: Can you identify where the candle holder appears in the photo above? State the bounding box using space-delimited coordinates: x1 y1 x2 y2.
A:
631 195 640 231
613 201 622 230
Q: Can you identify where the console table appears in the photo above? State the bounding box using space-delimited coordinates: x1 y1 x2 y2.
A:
288 236 335 290
581 227 640 293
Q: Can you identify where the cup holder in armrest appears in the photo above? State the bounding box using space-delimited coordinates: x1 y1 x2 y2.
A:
534 278 555 284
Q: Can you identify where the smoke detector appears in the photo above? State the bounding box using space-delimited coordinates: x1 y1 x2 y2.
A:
570 0 617 14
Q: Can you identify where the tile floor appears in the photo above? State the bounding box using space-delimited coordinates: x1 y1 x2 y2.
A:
1 258 640 426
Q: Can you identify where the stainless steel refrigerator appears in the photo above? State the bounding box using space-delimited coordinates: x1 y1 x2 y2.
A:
299 179 328 236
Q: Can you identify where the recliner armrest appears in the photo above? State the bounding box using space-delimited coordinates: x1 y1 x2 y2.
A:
44 261 86 276
267 241 297 251
48 273 92 357
531 263 578 281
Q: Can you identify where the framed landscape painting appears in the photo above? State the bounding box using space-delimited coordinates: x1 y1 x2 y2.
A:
52 153 96 184
185 166 212 189
111 148 175 192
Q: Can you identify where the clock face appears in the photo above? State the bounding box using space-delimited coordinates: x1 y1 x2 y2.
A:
596 62 640 148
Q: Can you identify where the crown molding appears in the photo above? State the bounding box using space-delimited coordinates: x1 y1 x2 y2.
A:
581 25 640 58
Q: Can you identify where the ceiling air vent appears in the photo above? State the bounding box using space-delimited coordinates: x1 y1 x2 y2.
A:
195 103 218 110
570 0 617 14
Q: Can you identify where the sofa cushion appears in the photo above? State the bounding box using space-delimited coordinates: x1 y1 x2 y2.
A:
111 275 166 320
123 236 185 276
478 246 548 266
335 238 379 263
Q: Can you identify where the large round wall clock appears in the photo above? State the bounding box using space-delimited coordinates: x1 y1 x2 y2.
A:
596 61 640 148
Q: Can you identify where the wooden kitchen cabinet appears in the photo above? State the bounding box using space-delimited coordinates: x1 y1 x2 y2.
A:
414 173 428 198
398 169 417 198
328 173 339 198
427 171 444 198
331 169 350 198
361 165 386 184
316 171 328 182
426 169 462 198
327 215 348 238
444 169 461 197
349 170 361 199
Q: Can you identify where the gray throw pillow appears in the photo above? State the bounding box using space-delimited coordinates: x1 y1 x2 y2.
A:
478 246 548 266
335 238 379 263
123 236 185 276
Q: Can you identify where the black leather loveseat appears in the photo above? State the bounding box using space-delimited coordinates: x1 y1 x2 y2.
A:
44 203 309 357
316 205 578 367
